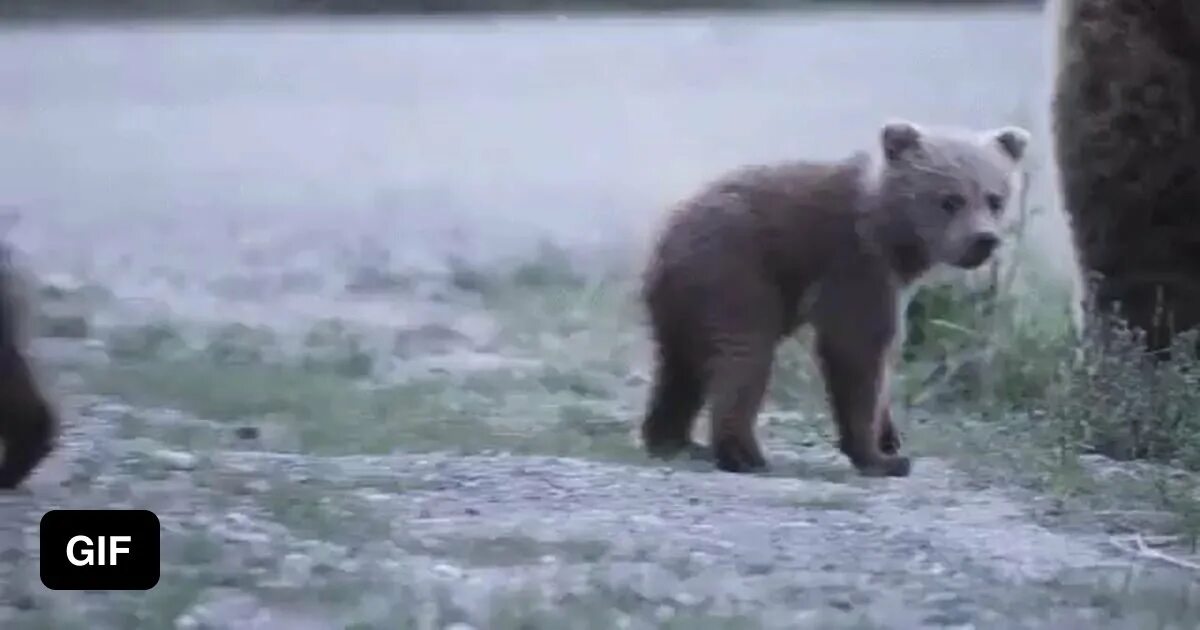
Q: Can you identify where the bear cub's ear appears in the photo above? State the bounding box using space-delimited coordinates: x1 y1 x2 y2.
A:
881 119 922 162
984 126 1031 162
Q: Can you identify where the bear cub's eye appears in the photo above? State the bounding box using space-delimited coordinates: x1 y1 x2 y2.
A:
940 193 966 215
985 193 1005 213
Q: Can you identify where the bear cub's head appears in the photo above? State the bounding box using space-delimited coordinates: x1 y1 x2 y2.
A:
874 119 1030 271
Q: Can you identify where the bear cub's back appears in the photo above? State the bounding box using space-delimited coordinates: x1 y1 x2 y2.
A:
648 152 872 292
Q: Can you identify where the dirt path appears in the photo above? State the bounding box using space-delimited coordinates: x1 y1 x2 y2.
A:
0 389 1190 630
2 285 1197 629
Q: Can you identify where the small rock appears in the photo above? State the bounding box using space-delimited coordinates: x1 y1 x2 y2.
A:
89 402 135 418
243 480 270 494
922 611 972 626
360 491 390 504
225 512 252 528
923 592 965 606
38 273 85 299
673 592 700 607
792 610 821 624
182 589 261 628
280 553 313 587
246 538 277 565
152 450 198 471
392 323 472 358
306 542 345 568
433 563 462 579
345 267 412 295
234 426 260 441
38 313 89 339
464 507 479 516
829 598 853 612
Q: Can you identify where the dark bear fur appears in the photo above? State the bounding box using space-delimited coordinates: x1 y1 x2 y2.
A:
0 244 57 489
1050 0 1200 353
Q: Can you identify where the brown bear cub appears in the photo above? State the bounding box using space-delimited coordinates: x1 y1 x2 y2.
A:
640 119 1030 477
0 244 57 489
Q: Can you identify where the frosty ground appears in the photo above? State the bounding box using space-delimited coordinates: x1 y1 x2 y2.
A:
3 256 1200 630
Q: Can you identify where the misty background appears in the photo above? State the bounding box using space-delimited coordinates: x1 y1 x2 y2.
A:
0 0 1069 336
4 0 1040 20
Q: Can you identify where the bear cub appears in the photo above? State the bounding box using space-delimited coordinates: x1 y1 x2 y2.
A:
640 119 1030 477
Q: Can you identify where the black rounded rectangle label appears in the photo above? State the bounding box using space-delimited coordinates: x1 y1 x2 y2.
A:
40 509 161 591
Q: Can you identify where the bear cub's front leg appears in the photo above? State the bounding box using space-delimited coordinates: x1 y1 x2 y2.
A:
816 331 911 478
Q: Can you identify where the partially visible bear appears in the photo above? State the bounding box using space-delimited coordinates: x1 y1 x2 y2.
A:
639 119 1030 477
0 243 57 489
1049 0 1200 353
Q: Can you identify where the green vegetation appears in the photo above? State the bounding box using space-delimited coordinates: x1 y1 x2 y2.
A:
72 170 1200 546
893 167 1200 548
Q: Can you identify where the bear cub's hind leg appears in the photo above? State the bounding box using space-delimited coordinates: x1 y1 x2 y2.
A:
641 340 710 461
706 340 774 473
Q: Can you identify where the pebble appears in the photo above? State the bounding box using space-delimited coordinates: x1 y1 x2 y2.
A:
152 449 199 471
234 426 260 441
672 592 700 607
243 479 270 494
225 512 252 528
433 563 463 579
829 597 854 612
280 553 313 587
39 314 89 339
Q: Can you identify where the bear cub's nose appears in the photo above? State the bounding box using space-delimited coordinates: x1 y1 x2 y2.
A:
971 233 999 256
960 233 999 268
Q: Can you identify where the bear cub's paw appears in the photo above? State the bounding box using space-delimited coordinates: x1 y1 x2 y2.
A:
855 455 912 478
714 436 769 474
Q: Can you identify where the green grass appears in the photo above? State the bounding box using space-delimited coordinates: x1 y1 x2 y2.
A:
79 261 649 465
86 354 644 460
885 168 1200 546
60 185 1200 548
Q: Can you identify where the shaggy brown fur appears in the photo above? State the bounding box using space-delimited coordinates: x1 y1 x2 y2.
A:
1050 0 1200 353
0 245 57 489
640 120 1029 477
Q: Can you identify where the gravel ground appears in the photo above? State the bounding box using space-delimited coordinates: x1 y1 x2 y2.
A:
3 358 1198 629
